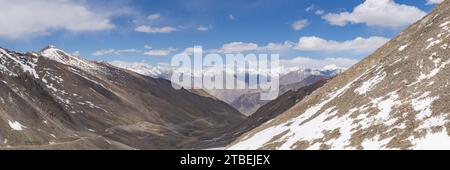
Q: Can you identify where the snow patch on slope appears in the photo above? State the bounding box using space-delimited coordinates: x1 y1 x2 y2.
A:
372 92 400 121
8 120 26 131
354 72 386 95
0 48 39 78
412 131 450 150
228 73 366 150
398 44 408 51
412 92 439 120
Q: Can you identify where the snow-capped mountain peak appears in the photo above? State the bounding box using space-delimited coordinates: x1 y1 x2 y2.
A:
40 45 95 70
109 61 174 78
110 60 345 81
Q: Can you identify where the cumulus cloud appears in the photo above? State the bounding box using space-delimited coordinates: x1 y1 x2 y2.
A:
295 36 389 52
292 19 310 31
135 25 178 33
221 42 260 53
206 38 380 54
92 49 141 56
175 41 294 55
426 0 444 5
0 0 115 39
322 0 427 27
179 35 388 57
221 41 296 53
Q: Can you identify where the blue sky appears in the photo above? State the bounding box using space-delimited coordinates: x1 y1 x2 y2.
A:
0 0 442 68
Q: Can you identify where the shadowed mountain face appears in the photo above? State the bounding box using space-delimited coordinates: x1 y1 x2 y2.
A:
229 1 450 150
0 46 245 149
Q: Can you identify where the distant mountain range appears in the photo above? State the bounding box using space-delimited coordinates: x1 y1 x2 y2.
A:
110 60 344 115
110 60 344 81
230 75 328 115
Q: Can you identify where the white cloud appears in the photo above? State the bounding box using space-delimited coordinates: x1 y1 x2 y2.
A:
135 14 181 34
144 48 178 56
281 57 359 70
92 46 176 57
426 0 444 5
183 35 387 55
322 0 427 27
197 25 210 32
144 45 153 49
135 25 178 33
0 0 115 39
262 41 296 51
315 10 325 15
147 13 161 20
295 36 389 52
197 40 296 54
144 50 171 56
229 14 235 20
222 42 260 53
292 19 310 31
92 49 116 56
305 4 315 12
116 49 141 54
92 49 141 56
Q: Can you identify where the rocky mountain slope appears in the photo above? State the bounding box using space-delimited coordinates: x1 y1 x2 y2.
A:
228 1 450 150
184 78 328 149
0 46 245 149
